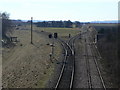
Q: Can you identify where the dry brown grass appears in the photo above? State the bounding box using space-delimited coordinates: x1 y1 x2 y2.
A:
2 29 62 88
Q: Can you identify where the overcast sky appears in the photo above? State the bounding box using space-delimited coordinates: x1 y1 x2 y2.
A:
0 0 119 22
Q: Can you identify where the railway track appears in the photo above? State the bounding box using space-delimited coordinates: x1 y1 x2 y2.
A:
55 32 106 89
35 28 106 89
85 31 106 90
34 30 76 89
55 35 79 89
89 37 106 90
90 44 106 90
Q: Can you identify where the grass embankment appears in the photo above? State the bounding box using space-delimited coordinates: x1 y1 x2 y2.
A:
3 24 80 88
2 29 62 88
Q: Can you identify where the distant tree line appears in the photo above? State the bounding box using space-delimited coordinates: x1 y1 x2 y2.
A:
34 20 82 28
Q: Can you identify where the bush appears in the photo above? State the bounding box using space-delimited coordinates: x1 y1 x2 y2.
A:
0 12 13 43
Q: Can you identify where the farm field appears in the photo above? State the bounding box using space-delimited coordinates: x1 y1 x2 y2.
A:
19 25 81 40
36 27 80 37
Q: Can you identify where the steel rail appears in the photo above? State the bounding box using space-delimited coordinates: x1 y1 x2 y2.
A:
55 38 74 89
55 39 68 89
88 31 106 90
90 41 106 90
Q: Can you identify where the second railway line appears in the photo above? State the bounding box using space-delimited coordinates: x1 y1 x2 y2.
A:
73 30 106 89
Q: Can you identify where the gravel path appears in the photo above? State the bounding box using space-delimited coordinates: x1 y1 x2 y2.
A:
73 37 88 88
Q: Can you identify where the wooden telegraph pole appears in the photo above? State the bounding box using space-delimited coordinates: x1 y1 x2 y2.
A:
31 17 33 44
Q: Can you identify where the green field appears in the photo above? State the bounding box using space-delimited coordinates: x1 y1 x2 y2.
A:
39 28 80 37
26 24 80 38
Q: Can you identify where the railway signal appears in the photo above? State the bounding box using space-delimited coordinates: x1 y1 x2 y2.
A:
54 33 58 38
69 34 71 38
48 34 52 38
